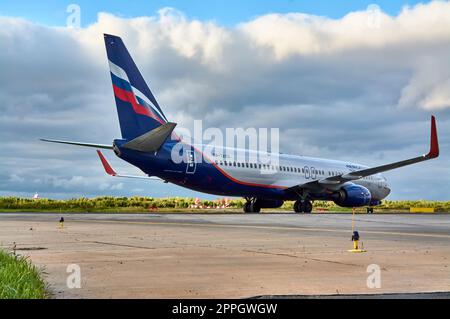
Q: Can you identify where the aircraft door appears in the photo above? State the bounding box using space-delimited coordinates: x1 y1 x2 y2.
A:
304 166 310 179
311 167 317 179
186 149 196 174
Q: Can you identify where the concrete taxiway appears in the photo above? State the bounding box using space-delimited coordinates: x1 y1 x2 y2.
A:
0 212 449 298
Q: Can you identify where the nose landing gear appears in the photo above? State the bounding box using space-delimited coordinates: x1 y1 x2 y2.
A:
294 199 313 213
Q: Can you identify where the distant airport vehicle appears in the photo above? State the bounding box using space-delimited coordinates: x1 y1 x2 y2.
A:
41 34 440 213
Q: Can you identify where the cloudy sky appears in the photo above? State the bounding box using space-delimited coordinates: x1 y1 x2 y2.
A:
0 0 449 200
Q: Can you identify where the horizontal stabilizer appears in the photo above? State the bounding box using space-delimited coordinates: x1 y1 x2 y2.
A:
40 139 113 149
96 150 163 180
122 122 177 153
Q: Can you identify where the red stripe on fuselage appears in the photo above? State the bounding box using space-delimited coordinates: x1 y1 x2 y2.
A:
185 142 287 190
113 85 165 125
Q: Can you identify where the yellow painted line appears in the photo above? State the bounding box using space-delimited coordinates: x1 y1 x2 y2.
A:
69 218 450 240
410 207 435 213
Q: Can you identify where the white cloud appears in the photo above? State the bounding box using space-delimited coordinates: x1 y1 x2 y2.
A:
1 3 450 199
239 1 450 58
8 174 24 183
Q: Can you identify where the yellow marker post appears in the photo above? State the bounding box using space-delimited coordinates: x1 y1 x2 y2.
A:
348 208 366 253
351 207 355 232
59 217 64 229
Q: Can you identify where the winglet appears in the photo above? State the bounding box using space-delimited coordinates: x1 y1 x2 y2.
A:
97 150 117 176
427 115 439 158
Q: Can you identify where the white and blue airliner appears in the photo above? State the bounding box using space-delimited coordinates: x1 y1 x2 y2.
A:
42 34 440 214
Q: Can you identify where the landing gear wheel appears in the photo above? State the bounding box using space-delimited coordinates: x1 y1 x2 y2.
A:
294 200 304 213
250 202 261 213
243 199 261 213
303 200 313 213
366 207 374 214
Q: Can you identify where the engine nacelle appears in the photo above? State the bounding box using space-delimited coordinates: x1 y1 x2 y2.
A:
332 184 371 207
255 199 284 209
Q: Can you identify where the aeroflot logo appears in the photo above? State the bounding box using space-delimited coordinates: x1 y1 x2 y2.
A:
109 60 168 125
170 120 280 174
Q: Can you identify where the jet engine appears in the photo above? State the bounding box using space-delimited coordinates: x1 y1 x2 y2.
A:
332 184 371 207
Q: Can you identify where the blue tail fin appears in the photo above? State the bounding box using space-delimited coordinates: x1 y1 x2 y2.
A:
104 34 168 139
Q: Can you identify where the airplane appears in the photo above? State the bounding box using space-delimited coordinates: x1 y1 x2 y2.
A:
41 34 440 214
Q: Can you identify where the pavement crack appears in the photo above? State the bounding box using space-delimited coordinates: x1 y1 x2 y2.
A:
83 240 157 250
242 249 362 267
242 249 300 259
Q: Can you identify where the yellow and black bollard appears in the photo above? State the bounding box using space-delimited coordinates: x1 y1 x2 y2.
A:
348 208 366 253
59 217 65 229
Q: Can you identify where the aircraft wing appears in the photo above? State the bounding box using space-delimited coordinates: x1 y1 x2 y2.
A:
97 150 164 181
286 116 439 193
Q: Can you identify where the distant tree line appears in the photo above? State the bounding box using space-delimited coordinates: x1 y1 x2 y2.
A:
0 197 449 212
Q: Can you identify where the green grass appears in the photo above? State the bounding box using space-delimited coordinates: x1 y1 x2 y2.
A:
0 196 449 213
0 250 47 299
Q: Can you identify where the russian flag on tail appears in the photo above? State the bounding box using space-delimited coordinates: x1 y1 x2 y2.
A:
104 34 168 139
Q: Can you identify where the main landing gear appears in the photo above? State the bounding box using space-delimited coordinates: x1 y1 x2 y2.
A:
243 198 261 213
294 199 313 213
366 207 374 214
